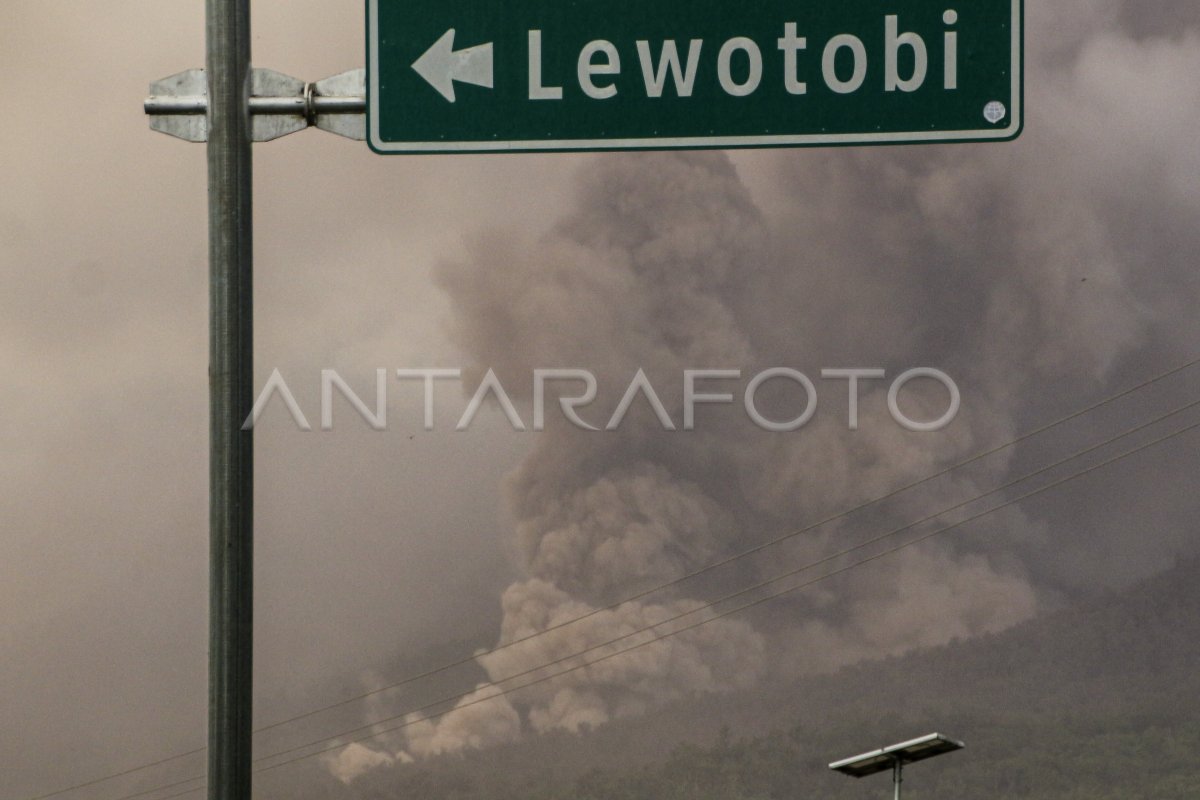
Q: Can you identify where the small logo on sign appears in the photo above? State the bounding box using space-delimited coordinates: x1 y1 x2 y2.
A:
983 101 1007 124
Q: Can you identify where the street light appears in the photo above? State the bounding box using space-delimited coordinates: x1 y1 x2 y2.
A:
829 733 964 799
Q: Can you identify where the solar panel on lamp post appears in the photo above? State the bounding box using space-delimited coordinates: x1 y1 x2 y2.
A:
829 733 964 800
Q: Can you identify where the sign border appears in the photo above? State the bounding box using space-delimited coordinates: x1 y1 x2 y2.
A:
366 0 1023 154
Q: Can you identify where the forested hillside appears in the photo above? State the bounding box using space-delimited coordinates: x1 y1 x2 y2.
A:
325 557 1200 800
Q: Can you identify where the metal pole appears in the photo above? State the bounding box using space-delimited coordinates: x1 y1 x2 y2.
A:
893 760 902 800
206 1 253 799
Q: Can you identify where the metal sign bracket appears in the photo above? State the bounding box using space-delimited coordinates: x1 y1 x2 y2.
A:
145 67 366 142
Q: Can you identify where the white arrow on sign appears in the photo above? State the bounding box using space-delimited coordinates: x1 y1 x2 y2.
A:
411 29 494 102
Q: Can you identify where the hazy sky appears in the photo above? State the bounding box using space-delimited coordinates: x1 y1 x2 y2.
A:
3 1 1200 798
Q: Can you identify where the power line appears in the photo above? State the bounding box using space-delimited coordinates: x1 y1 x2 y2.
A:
237 394 1200 766
24 355 1199 800
244 401 1200 768
241 355 1200 730
117 408 1200 800
247 414 1200 784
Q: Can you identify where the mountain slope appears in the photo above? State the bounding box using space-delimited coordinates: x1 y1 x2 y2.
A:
301 556 1200 800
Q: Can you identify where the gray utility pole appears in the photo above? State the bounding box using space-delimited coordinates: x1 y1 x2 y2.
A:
144 1 364 796
205 1 253 798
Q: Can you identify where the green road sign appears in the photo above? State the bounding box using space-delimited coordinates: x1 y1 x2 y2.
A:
367 0 1022 154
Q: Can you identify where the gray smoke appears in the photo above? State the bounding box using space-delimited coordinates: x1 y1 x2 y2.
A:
331 0 1200 776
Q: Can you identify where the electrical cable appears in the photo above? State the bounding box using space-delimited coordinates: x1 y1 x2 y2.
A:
25 355 1199 800
108 406 1200 800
